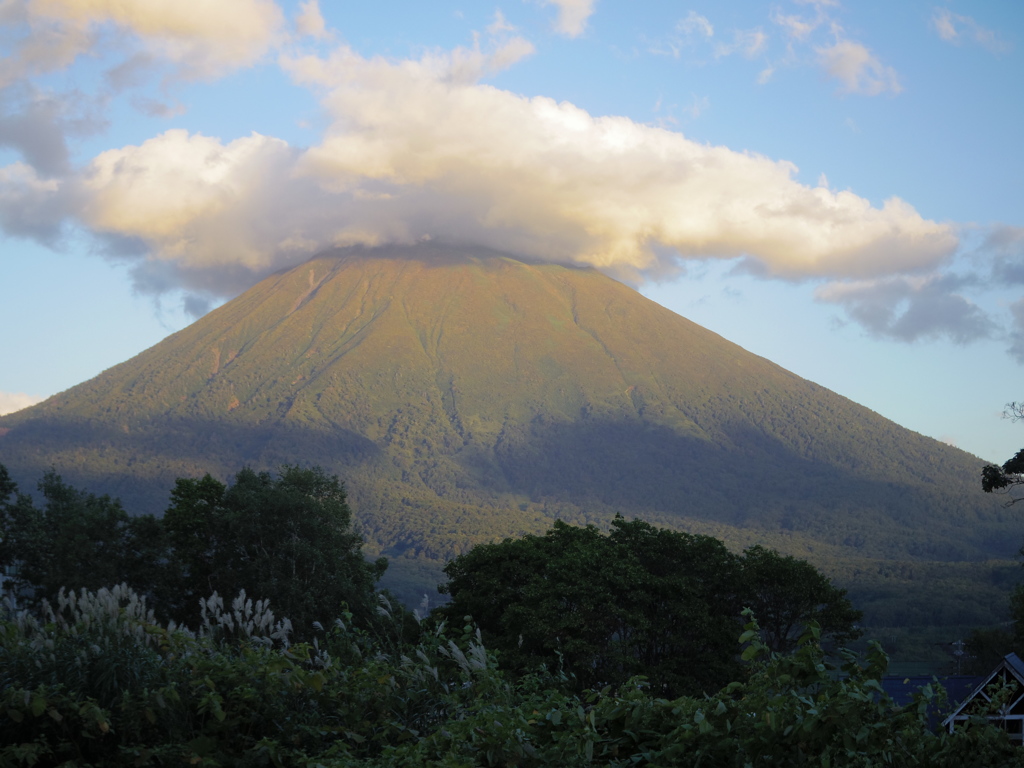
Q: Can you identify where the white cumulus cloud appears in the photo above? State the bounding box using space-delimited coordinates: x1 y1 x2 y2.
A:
40 40 957 295
2 0 284 83
0 5 1012 358
280 44 952 281
80 129 331 295
0 29 959 305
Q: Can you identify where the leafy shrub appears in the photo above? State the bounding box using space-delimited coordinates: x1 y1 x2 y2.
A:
2 587 1022 767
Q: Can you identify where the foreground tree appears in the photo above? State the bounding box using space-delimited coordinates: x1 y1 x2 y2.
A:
440 516 860 696
742 545 862 654
0 466 161 604
1 463 388 637
982 401 1024 505
163 465 387 634
440 518 745 696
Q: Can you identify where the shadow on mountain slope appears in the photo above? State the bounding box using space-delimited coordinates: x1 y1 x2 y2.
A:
1 411 1009 565
0 416 381 515
484 416 1010 562
3 409 1020 638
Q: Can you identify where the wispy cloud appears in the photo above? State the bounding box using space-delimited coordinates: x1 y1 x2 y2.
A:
677 11 714 39
816 38 901 95
660 5 902 97
932 9 1010 54
715 29 767 59
488 9 517 36
542 0 596 38
772 9 822 41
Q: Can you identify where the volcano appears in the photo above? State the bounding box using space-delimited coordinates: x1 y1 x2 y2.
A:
0 245 1011 629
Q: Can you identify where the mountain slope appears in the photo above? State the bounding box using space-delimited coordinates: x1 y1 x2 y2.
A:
0 245 1011 630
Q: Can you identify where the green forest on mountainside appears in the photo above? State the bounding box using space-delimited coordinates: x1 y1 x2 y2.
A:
0 248 1018 650
2 406 1015 650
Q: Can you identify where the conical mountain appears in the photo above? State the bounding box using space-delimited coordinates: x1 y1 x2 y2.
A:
0 246 1012 629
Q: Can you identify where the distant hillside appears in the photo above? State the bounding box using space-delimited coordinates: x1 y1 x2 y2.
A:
0 245 1014 635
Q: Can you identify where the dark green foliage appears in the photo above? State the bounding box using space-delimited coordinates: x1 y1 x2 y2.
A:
439 518 740 696
0 463 14 504
982 448 1024 502
163 465 387 635
965 625 1016 674
440 517 860 697
599 516 747 695
0 463 387 640
160 472 225 612
1 586 1020 767
982 402 1024 505
0 469 161 604
966 583 1024 673
743 544 863 654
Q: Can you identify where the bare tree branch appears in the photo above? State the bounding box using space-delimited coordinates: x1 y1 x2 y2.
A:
984 402 1024 505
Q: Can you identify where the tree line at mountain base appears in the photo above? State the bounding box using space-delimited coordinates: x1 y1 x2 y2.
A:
0 463 387 638
0 463 862 696
438 516 861 697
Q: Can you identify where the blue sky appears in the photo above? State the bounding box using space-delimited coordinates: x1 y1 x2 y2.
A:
0 0 1021 463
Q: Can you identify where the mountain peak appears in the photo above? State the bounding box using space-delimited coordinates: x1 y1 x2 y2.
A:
0 245 1006 623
